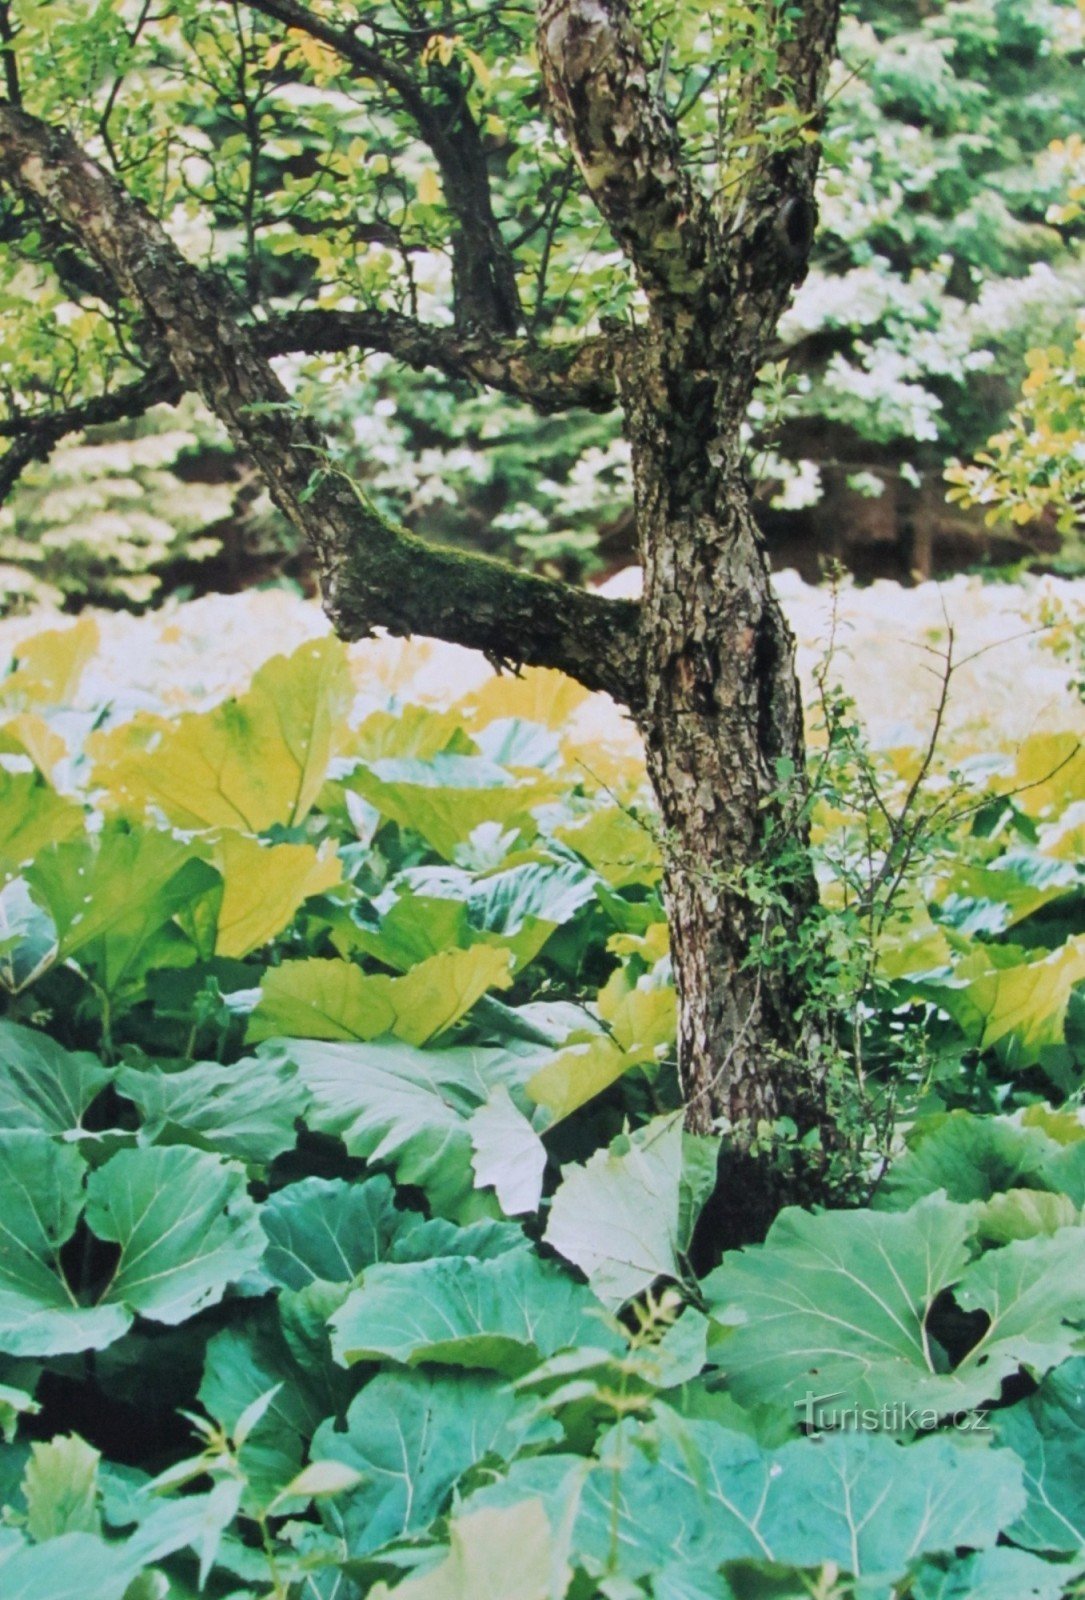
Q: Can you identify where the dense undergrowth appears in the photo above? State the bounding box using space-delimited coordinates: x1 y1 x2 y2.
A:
0 595 1084 1598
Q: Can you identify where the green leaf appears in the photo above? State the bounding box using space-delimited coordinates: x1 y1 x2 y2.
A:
259 1174 406 1289
0 1022 113 1136
468 1086 546 1216
974 1188 1078 1244
912 1547 1077 1600
545 1116 693 1307
0 1382 39 1442
990 1357 1085 1553
93 636 353 830
272 1036 544 1216
246 946 513 1045
311 1368 556 1556
84 1145 264 1327
116 1053 308 1165
366 1500 568 1600
23 1434 101 1542
339 893 472 971
705 1196 1085 1416
0 1133 129 1356
876 1112 1085 1214
198 1318 335 1511
703 1195 974 1416
346 754 557 860
0 1532 134 1600
0 876 59 996
573 1419 1024 1585
26 826 222 1007
330 1250 614 1374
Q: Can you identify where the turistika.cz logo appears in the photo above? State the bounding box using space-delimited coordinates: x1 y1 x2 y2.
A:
796 1391 991 1434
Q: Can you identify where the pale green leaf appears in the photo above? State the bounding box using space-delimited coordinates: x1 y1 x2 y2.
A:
23 1434 101 1541
545 1116 687 1307
469 1086 546 1216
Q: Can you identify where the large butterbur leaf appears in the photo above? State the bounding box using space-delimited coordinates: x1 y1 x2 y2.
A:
0 1532 135 1600
116 1053 308 1166
0 769 83 882
468 1086 547 1216
0 1133 129 1356
268 1035 543 1215
923 935 1085 1060
259 1174 410 1289
545 1115 699 1307
93 636 353 830
84 1145 264 1326
345 752 558 860
0 617 98 708
0 1022 113 1136
366 1501 568 1600
329 1250 615 1374
990 1357 1085 1553
310 1368 556 1557
211 834 342 958
874 1111 1085 1210
527 964 675 1121
26 824 222 1007
246 945 513 1045
703 1195 1085 1416
570 1419 1024 1588
0 1134 263 1356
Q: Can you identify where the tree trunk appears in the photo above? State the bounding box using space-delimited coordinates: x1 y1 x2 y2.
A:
623 318 827 1241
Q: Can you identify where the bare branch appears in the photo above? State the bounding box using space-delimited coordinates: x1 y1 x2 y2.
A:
0 104 642 706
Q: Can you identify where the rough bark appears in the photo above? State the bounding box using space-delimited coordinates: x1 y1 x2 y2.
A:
541 0 840 1228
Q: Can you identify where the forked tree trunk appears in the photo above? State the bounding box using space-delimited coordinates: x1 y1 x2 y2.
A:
0 0 842 1242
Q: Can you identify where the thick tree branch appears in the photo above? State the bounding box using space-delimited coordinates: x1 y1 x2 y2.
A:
537 0 715 300
0 310 620 503
0 105 642 706
245 0 521 333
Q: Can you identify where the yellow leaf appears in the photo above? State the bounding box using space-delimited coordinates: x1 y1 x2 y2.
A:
2 617 98 707
462 47 492 90
555 806 661 888
247 946 513 1045
461 668 590 732
972 936 1085 1055
213 835 342 959
0 714 67 778
94 637 353 831
0 770 84 882
417 168 441 206
1006 733 1085 821
527 969 675 1121
526 1034 630 1122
